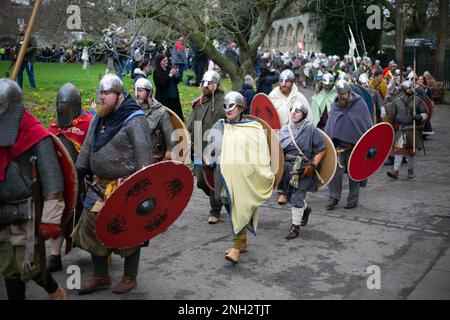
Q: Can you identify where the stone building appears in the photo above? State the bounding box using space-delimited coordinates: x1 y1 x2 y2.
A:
262 13 322 53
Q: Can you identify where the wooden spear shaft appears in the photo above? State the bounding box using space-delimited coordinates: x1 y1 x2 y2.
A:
10 0 42 81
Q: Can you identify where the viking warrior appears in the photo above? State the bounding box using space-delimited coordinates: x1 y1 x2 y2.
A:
385 80 429 179
324 80 373 210
268 69 313 126
134 78 175 162
72 74 153 295
278 102 326 239
357 73 385 123
311 72 336 130
186 70 226 225
206 92 275 263
45 83 93 273
369 70 388 100
385 69 403 105
0 78 66 300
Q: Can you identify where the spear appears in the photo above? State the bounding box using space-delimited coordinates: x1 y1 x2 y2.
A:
360 31 368 56
11 0 42 81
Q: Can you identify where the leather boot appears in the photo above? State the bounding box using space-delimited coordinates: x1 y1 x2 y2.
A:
326 198 339 211
301 207 312 226
78 275 111 295
285 224 300 240
277 193 287 205
225 248 240 263
383 156 394 165
4 278 25 300
408 169 415 179
387 170 399 179
225 243 247 255
112 276 137 294
49 284 67 300
47 255 62 273
208 215 220 224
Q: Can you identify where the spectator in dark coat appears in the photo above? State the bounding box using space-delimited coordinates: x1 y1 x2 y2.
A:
240 75 256 114
256 66 280 95
153 53 184 121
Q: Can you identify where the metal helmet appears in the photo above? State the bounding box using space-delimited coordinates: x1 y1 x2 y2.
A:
56 83 82 128
134 78 153 95
279 69 295 85
99 74 124 94
0 78 22 115
223 91 245 113
336 79 352 95
290 101 308 118
201 70 220 87
407 71 418 80
358 73 369 86
0 78 25 146
401 80 413 90
338 72 349 82
322 73 334 86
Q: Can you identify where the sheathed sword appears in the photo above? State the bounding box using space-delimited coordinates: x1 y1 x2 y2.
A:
30 155 47 286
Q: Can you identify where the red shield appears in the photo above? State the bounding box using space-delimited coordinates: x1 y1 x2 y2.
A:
50 135 78 226
348 123 394 181
95 161 194 249
250 93 281 130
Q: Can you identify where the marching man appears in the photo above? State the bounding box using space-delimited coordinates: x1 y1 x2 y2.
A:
0 78 67 300
278 102 326 239
72 74 153 295
206 92 276 264
47 83 93 272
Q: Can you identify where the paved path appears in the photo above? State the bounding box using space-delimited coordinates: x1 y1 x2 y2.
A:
1 89 449 300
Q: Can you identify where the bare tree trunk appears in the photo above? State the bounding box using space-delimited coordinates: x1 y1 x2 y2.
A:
434 0 448 81
395 0 404 66
228 50 255 91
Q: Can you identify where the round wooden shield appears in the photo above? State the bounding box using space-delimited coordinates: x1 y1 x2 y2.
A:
95 160 194 249
50 134 78 226
353 84 374 115
246 115 285 187
250 93 281 131
417 94 434 121
165 107 191 164
203 166 215 191
348 122 394 182
316 129 337 189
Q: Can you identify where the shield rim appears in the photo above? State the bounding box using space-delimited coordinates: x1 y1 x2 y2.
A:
95 160 194 249
416 94 434 121
250 93 282 130
316 129 337 189
49 134 78 226
165 107 191 164
246 115 285 187
348 122 395 182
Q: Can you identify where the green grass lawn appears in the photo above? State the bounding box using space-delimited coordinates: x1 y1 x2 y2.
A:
0 61 232 127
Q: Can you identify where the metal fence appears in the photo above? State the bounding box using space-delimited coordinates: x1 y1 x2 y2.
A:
403 48 450 90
